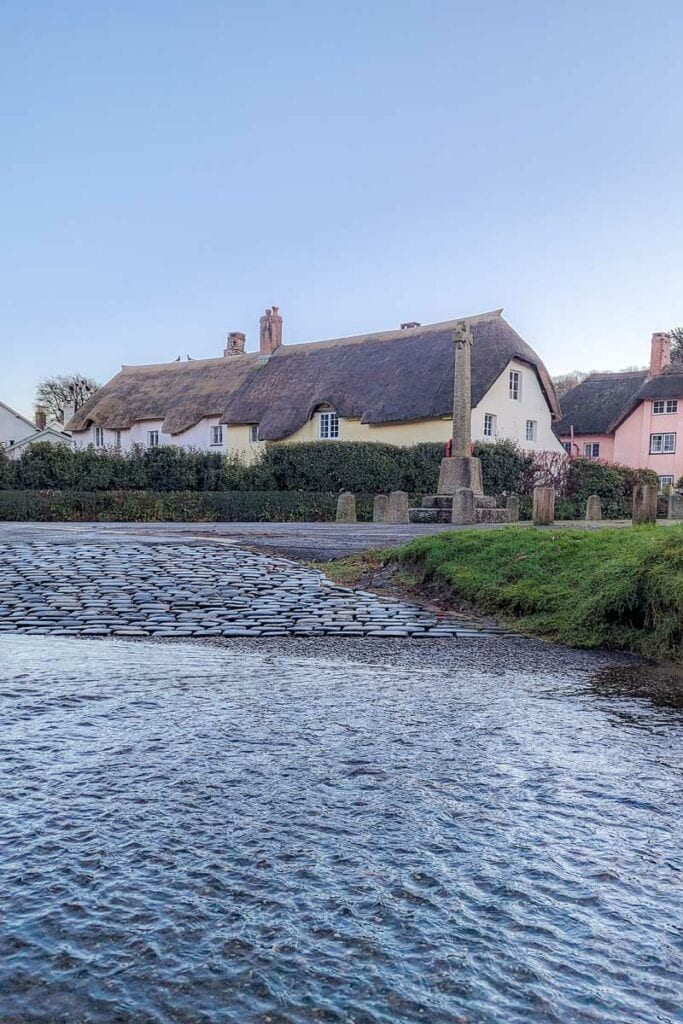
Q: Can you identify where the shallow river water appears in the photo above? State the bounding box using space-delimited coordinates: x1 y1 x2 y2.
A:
0 636 681 1024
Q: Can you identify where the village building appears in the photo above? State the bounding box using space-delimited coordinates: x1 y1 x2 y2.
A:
557 332 683 491
67 307 563 457
1 402 72 460
0 401 37 450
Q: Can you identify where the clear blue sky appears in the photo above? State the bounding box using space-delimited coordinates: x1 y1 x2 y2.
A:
2 0 682 417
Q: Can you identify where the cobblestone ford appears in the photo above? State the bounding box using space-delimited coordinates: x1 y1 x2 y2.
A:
0 542 498 640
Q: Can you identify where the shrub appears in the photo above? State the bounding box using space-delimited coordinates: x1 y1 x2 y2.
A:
258 442 443 494
0 490 374 523
472 439 532 495
0 447 13 488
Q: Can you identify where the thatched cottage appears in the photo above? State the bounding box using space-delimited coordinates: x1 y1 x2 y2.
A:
67 307 563 458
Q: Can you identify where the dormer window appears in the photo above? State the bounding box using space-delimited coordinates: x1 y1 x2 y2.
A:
210 425 223 446
318 410 339 440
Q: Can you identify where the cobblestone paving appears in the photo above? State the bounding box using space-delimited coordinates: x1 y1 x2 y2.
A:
0 542 498 639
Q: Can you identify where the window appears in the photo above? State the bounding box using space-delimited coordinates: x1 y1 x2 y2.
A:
653 399 678 415
114 429 122 449
584 442 600 458
509 370 521 401
210 425 223 446
147 430 160 448
562 441 572 454
650 432 676 454
525 419 537 442
249 424 259 443
318 411 339 439
659 475 674 494
483 413 496 437
94 427 105 448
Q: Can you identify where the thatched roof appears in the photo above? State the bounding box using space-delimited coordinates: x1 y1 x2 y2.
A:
224 311 560 440
555 371 648 435
67 309 560 437
556 366 683 436
67 354 258 435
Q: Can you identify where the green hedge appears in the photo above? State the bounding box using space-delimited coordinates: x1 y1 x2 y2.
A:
0 490 375 523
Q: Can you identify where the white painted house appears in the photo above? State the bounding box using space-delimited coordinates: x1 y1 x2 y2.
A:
67 308 564 458
0 401 37 450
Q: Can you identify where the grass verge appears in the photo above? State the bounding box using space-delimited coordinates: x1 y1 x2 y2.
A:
387 525 683 663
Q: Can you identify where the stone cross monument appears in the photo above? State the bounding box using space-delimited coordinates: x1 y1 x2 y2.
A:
437 321 483 495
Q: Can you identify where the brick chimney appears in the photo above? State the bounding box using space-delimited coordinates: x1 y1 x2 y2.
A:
224 331 246 357
259 306 283 355
34 404 47 431
650 332 671 377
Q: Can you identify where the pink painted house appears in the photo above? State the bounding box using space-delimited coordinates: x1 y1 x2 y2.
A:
557 333 683 491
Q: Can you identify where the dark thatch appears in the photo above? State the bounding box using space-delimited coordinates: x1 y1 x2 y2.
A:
557 367 683 436
555 371 648 436
67 310 560 438
67 355 258 436
223 311 560 440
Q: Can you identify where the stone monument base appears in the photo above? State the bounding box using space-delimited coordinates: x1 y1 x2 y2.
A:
436 456 483 495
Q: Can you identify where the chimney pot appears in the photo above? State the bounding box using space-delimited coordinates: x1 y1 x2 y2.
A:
650 332 671 377
260 305 283 355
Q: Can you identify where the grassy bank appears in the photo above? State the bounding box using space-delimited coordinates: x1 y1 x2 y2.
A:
387 526 683 663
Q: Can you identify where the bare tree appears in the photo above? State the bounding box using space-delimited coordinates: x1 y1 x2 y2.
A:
552 371 587 400
36 374 100 422
670 327 683 366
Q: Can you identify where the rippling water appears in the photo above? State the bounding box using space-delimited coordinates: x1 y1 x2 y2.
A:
1 636 681 1024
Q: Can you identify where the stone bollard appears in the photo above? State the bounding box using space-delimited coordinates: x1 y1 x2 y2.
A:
373 494 388 523
506 494 520 522
533 486 555 526
336 491 357 524
585 494 602 521
632 484 657 525
452 487 476 525
386 490 410 524
668 492 683 520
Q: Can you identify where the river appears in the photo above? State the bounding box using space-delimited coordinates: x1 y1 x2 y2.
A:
0 635 681 1023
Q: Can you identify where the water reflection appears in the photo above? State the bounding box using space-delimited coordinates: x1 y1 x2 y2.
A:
0 636 681 1024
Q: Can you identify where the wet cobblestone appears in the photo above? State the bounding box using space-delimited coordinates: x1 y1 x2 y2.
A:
0 542 500 639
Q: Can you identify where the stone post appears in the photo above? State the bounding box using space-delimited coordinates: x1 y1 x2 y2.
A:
632 484 657 525
386 490 410 524
437 320 483 495
373 494 388 523
452 487 476 525
451 320 472 457
533 486 555 526
506 494 520 522
585 494 602 521
336 491 356 523
668 492 683 520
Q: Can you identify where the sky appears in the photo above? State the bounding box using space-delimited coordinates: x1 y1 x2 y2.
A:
2 0 683 418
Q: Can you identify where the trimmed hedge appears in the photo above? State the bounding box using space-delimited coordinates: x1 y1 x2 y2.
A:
0 490 374 523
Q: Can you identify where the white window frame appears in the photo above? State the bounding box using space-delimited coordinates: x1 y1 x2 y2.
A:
318 411 339 440
525 419 537 442
147 430 160 448
249 424 259 443
650 432 676 454
94 426 105 448
653 399 678 415
483 413 496 438
509 370 521 401
659 475 674 494
114 429 122 449
584 442 600 459
210 425 223 446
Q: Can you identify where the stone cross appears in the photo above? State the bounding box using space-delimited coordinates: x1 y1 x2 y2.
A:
451 320 473 457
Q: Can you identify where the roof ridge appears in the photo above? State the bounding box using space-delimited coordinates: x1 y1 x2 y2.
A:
277 309 505 354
